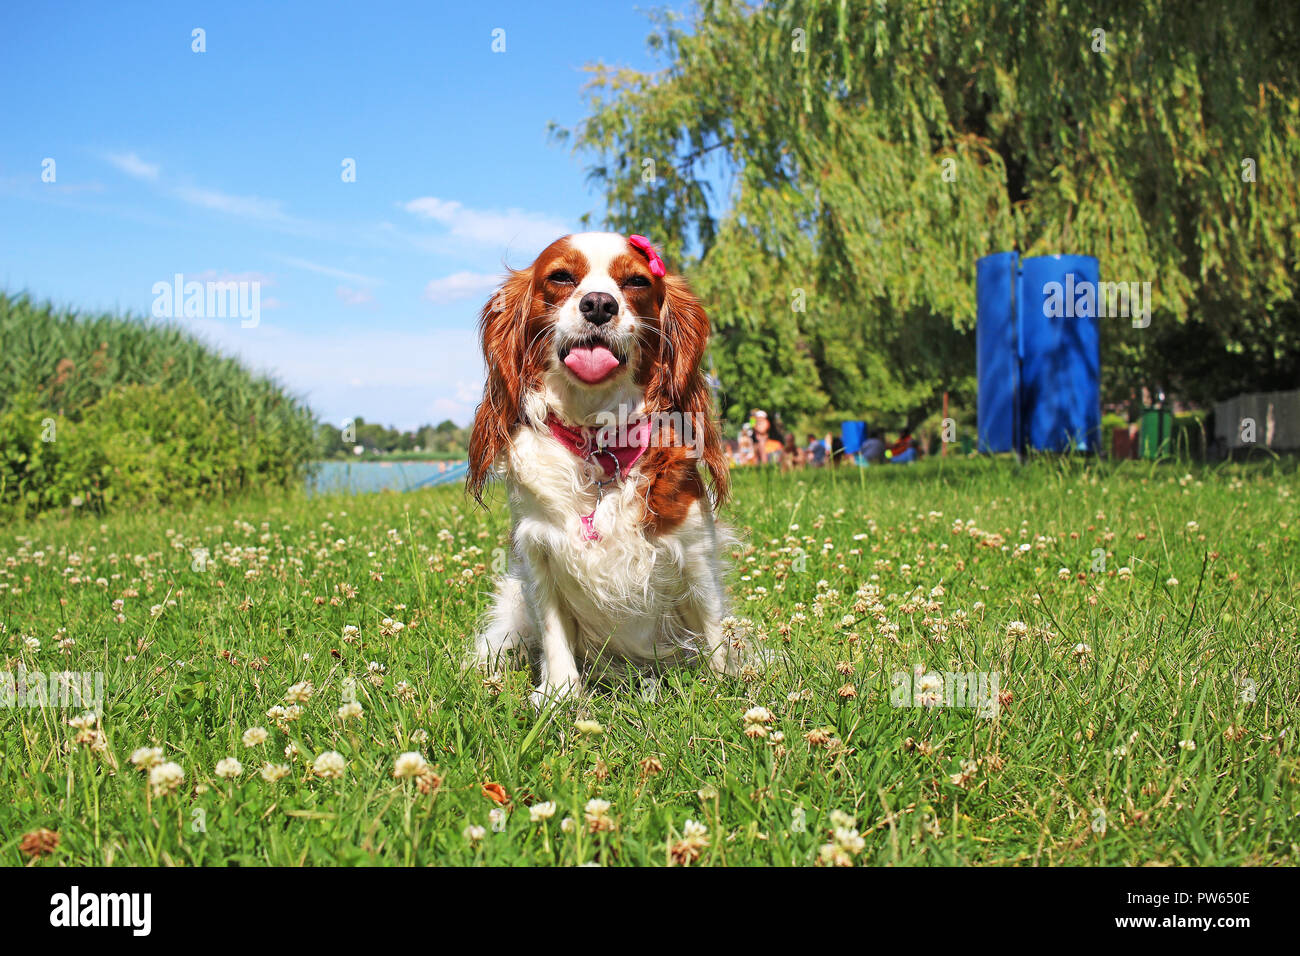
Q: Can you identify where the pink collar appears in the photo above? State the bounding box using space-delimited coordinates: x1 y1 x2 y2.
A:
546 415 651 477
546 414 652 541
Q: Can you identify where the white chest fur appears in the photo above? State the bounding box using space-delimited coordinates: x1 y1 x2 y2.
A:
505 424 719 667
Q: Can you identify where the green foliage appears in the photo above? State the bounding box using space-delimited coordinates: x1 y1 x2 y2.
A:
0 394 81 515
316 417 470 460
915 400 976 454
0 384 258 518
563 0 1300 420
74 383 244 509
1100 412 1128 454
0 292 318 518
1170 411 1208 460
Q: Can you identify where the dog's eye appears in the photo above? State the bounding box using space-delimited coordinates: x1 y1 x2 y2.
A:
623 275 651 288
547 270 576 285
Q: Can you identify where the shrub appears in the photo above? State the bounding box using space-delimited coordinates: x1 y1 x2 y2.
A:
0 384 253 519
1100 412 1128 455
74 383 244 509
0 291 319 519
0 393 82 516
1172 411 1206 459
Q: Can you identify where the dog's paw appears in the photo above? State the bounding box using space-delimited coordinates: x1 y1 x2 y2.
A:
529 680 580 712
708 641 745 678
708 640 778 679
464 639 525 676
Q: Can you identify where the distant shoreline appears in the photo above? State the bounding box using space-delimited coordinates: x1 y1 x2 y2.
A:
315 457 467 466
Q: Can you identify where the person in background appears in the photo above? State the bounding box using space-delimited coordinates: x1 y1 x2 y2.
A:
723 438 739 466
781 433 802 471
861 434 886 464
887 430 917 464
751 409 783 464
829 434 845 466
737 431 756 465
769 412 789 463
806 432 827 466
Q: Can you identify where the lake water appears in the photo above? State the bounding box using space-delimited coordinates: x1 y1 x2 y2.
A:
306 459 468 495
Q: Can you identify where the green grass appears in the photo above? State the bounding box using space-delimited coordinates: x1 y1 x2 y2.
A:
2 457 1297 865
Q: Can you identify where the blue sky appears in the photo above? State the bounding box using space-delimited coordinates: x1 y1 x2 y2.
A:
0 1 691 429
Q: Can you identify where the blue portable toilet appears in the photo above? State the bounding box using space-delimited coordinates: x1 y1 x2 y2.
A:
976 252 1020 453
841 420 867 455
1019 255 1100 452
976 252 1101 454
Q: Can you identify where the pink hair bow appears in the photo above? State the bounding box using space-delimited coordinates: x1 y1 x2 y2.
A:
628 234 666 277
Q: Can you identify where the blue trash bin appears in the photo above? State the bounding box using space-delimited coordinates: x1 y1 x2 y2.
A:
976 252 1101 454
841 420 866 456
1019 255 1101 452
976 252 1020 453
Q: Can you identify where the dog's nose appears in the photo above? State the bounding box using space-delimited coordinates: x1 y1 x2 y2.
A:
578 291 618 325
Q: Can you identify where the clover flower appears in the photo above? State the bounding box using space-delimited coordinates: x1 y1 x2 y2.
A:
312 751 346 779
530 801 558 823
130 746 164 770
149 761 185 796
260 763 290 783
393 752 428 779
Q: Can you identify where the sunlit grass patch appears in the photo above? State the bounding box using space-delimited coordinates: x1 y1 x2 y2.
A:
1 457 1297 865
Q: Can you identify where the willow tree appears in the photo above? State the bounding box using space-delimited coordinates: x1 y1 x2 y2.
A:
559 0 1300 428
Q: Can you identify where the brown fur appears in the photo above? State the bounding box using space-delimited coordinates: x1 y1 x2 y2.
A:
640 273 730 521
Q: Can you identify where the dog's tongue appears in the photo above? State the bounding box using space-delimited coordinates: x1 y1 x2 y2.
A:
564 345 620 383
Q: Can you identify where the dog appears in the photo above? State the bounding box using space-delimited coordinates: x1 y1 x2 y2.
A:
466 232 736 706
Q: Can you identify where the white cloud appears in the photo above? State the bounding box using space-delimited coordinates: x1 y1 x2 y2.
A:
193 269 276 287
174 185 287 221
423 271 501 303
97 154 324 236
336 285 374 307
104 151 160 181
430 396 476 421
279 255 377 285
401 196 569 252
181 317 483 429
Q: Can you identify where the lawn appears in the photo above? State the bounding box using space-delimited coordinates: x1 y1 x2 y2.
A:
2 457 1297 866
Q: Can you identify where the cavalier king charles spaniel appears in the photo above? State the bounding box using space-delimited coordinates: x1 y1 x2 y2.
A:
466 232 737 706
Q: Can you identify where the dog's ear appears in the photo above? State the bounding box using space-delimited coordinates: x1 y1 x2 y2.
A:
649 275 707 406
647 274 730 508
467 268 533 505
